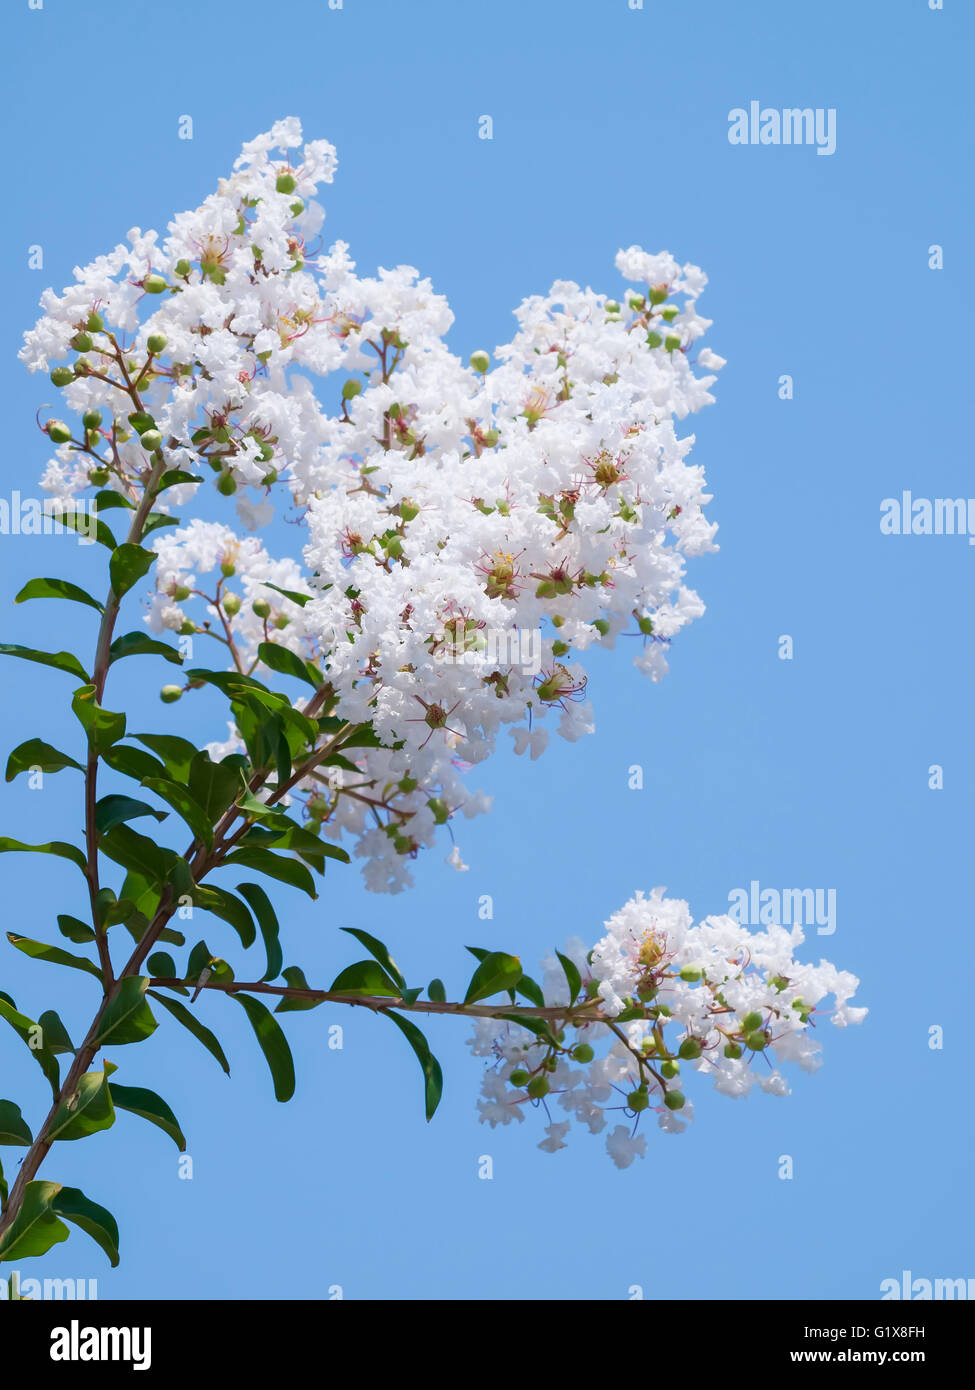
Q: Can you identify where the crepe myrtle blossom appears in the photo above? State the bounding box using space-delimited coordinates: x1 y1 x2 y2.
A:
20 118 723 891
469 889 865 1166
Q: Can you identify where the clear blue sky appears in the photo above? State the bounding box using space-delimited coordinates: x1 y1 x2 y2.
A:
1 0 972 1300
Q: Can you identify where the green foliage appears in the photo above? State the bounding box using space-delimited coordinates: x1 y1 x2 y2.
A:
5 739 84 781
464 950 523 1005
230 993 295 1101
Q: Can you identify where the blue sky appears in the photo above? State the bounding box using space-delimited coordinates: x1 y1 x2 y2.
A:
1 0 972 1299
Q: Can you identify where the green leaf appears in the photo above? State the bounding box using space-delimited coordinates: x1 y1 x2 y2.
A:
0 643 89 683
101 743 167 783
109 543 156 598
340 927 406 990
148 991 230 1074
59 510 117 548
38 1009 75 1055
50 1185 120 1268
221 848 317 898
257 641 320 689
237 882 282 981
92 489 134 512
498 1012 559 1043
383 1011 444 1122
192 885 256 949
0 1100 32 1146
230 993 295 1102
110 1083 186 1151
0 836 87 875
72 685 126 752
0 997 61 1096
428 978 446 1003
141 777 212 847
262 581 313 608
329 959 400 997
14 576 104 613
464 951 523 1005
555 951 582 1004
274 965 323 1012
5 738 84 782
188 751 244 822
0 1155 6 1208
108 632 183 666
98 824 178 885
157 469 201 491
6 933 101 979
142 511 179 538
95 793 167 835
132 732 199 782
515 974 546 1008
94 977 157 1046
57 914 95 944
0 1181 69 1261
49 1063 117 1142
146 950 177 977
243 820 349 869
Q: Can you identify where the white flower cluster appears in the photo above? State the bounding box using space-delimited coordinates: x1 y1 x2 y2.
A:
470 889 866 1166
21 119 724 890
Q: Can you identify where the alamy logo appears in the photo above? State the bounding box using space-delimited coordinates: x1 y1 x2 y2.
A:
430 626 542 675
1 1271 97 1300
881 1270 975 1300
880 492 975 543
728 880 836 935
50 1320 151 1370
728 101 836 156
0 493 99 544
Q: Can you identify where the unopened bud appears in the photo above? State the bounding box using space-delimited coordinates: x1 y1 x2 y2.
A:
88 467 110 486
627 1087 650 1112
276 171 297 194
143 274 168 294
82 409 102 430
160 685 183 704
663 1090 686 1110
86 312 104 332
71 331 93 353
147 332 168 355
664 335 681 353
342 378 362 400
660 1060 680 1079
509 1068 530 1088
216 472 237 496
140 429 163 453
526 1076 550 1099
678 1037 703 1060
50 367 74 387
469 350 490 374
45 419 72 443
252 598 272 619
572 1043 594 1063
223 592 242 616
604 299 620 314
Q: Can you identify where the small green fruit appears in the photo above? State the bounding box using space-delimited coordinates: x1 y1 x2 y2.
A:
604 299 620 314
627 1087 649 1112
572 1043 594 1063
217 472 237 496
82 409 102 430
723 1042 743 1059
252 598 272 619
664 1090 686 1110
173 585 192 601
174 259 192 279
526 1076 550 1099
160 685 183 703
678 1038 703 1060
276 172 297 194
679 966 703 982
71 331 93 353
509 1068 530 1088
469 350 490 374
88 467 110 486
86 312 104 332
664 334 681 353
147 332 168 355
745 1031 768 1052
342 378 362 400
290 200 305 216
50 367 74 387
646 331 663 349
741 1011 764 1034
661 1060 680 1079
140 429 163 453
649 286 668 306
222 592 242 617
45 419 72 444
143 274 167 294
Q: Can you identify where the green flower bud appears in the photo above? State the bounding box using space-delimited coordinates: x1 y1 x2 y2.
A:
604 300 620 314
217 472 237 496
398 775 418 793
50 367 74 387
86 312 104 332
175 259 192 279
509 1068 530 1088
290 199 305 216
179 620 197 636
646 331 663 349
276 172 297 194
140 429 163 453
661 1060 680 1079
273 614 290 630
88 467 110 486
143 274 168 294
82 409 102 430
262 468 279 485
160 685 183 703
664 1090 686 1110
252 598 272 619
649 286 668 306
173 585 192 601
572 1043 594 1063
399 499 420 521
257 441 275 462
664 334 681 353
220 561 236 578
147 332 168 355
427 797 448 824
679 965 703 982
661 306 679 322
223 592 242 617
627 1087 650 1112
543 1056 558 1073
723 1042 743 1059
741 1011 764 1034
45 419 72 444
745 1031 768 1052
678 1037 703 1060
636 984 657 1002
628 294 646 310
637 616 654 635
526 1076 550 1099
71 331 93 353
342 378 363 400
592 618 610 636
469 350 490 374
480 428 500 448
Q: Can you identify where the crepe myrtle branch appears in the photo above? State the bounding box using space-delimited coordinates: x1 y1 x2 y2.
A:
147 977 608 1023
